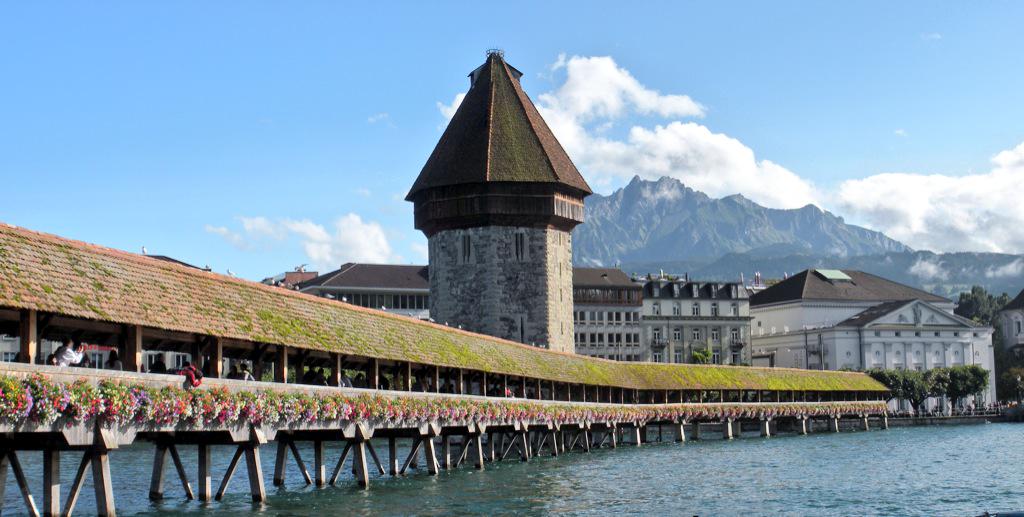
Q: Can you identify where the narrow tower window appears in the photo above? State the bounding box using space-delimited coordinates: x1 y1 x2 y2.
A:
461 234 472 263
514 232 526 261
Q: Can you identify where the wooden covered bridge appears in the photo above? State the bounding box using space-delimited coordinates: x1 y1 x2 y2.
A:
0 223 889 516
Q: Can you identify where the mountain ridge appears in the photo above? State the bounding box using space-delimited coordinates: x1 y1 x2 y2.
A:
573 176 910 266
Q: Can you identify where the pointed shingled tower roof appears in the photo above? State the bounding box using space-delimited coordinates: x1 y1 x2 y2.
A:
406 51 592 200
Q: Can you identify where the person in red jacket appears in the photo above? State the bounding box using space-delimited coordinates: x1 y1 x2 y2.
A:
180 361 203 388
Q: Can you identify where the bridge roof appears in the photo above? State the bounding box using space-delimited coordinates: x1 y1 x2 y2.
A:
0 223 885 392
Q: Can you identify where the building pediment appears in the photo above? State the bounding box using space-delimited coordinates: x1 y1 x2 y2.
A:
843 300 975 329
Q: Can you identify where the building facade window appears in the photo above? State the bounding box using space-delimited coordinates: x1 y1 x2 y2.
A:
711 328 720 342
711 303 719 316
653 352 663 363
674 350 683 363
514 232 526 261
731 328 740 342
691 328 701 341
652 328 662 341
652 303 661 316
672 304 681 316
672 327 682 341
731 303 738 316
692 303 700 316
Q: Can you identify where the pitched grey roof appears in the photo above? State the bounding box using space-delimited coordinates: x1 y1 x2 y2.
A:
643 280 746 300
750 269 949 307
297 263 429 291
1003 288 1024 312
572 268 637 288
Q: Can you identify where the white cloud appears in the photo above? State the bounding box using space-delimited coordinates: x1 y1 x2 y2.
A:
355 188 371 198
207 214 398 269
204 225 245 249
894 129 908 137
909 257 949 281
921 32 943 41
367 112 389 124
537 55 704 122
437 93 466 121
239 216 285 240
837 142 1024 253
549 52 567 73
985 258 1024 279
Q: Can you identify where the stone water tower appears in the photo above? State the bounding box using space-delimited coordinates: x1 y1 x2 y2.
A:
406 51 591 353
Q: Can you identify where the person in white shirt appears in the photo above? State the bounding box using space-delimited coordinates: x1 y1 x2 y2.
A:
54 338 85 367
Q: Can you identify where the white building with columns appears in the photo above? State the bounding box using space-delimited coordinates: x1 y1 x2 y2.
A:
750 269 995 408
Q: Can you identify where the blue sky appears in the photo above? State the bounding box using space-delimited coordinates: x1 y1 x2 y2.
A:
2 2 1023 279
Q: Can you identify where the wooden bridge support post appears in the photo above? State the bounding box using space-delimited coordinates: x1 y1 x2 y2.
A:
760 419 771 438
274 346 289 384
314 440 326 487
518 432 530 462
19 309 38 364
883 415 889 430
609 426 617 449
388 438 398 476
472 434 485 470
244 440 268 499
676 421 687 443
209 337 223 379
723 419 734 440
441 435 451 470
861 415 870 431
198 444 212 502
833 417 841 433
43 449 60 517
353 441 370 488
423 437 440 475
632 426 642 447
799 416 808 435
124 324 143 373
273 441 288 486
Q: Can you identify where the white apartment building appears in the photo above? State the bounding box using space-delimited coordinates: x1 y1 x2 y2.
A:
640 279 751 365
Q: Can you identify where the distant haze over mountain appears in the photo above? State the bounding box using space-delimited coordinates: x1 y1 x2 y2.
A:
572 176 1024 298
574 176 910 266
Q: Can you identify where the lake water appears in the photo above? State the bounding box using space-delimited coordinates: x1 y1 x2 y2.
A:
4 422 1022 516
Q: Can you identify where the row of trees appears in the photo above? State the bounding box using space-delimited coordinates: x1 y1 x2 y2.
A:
867 365 990 413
